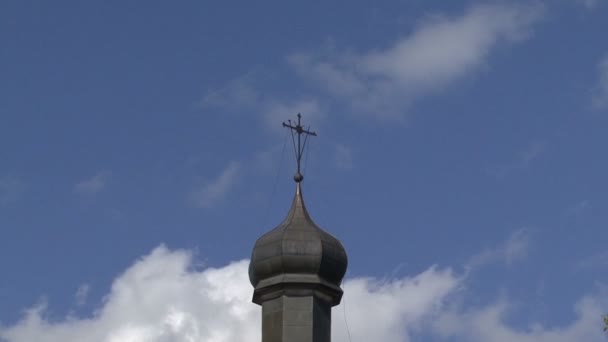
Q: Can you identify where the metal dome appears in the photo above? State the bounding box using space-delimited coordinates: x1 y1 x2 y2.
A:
248 183 348 305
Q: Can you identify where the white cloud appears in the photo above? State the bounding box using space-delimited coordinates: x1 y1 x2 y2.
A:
503 229 532 265
189 161 240 208
565 200 590 217
200 69 324 130
1 243 607 342
74 171 111 195
520 141 546 166
592 55 608 110
577 0 602 10
333 143 353 169
202 4 543 124
333 267 460 342
74 284 90 307
0 246 259 342
467 229 532 270
200 69 262 110
575 250 608 270
0 246 459 342
264 99 324 131
433 295 608 342
0 177 25 206
289 3 543 119
487 141 547 178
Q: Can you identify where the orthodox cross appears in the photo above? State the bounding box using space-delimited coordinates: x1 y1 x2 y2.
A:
282 113 317 182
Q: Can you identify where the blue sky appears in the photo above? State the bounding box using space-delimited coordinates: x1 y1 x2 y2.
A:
1 1 608 341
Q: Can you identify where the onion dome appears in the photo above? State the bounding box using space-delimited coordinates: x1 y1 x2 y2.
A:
248 182 348 305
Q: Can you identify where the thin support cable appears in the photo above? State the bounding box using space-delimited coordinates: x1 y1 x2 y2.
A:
343 285 353 342
261 131 289 228
302 137 312 177
301 126 311 155
289 128 298 164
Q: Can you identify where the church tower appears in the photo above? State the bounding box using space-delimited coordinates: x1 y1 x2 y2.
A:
249 114 348 342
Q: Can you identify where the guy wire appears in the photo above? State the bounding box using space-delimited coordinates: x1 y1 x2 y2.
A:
343 278 353 342
261 129 289 228
302 136 312 177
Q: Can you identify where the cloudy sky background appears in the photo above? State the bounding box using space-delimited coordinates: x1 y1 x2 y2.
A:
1 1 608 341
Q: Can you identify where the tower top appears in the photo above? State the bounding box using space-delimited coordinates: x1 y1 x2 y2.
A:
248 181 347 305
248 113 347 342
282 113 317 183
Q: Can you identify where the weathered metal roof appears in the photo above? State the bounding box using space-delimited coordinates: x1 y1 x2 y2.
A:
249 182 348 294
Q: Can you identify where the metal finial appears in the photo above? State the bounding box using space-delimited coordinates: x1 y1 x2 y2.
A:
282 113 317 183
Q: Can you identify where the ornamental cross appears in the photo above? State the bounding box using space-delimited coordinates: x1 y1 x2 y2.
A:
282 113 317 183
